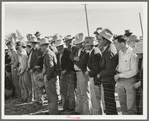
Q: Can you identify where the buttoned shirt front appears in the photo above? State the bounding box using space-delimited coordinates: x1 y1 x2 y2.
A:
117 46 138 78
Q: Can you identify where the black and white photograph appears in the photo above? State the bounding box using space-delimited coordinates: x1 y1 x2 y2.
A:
2 1 147 120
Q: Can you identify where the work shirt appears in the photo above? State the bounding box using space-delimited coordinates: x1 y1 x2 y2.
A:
117 46 138 78
74 48 82 71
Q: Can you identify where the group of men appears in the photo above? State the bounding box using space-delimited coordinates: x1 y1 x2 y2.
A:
5 28 143 115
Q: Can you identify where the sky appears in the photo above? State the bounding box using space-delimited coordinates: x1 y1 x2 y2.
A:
3 2 146 39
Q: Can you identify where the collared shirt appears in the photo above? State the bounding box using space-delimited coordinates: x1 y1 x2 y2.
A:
117 46 138 78
28 48 33 69
11 49 18 67
102 45 108 53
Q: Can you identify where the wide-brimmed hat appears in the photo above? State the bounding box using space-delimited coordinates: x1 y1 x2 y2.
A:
39 38 50 46
27 37 39 43
34 31 41 36
84 36 97 46
94 27 102 34
124 29 133 36
132 41 143 54
99 28 113 43
73 33 85 45
55 38 65 47
128 35 140 42
64 35 73 42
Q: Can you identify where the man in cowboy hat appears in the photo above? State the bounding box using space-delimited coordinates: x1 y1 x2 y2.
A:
70 33 90 115
96 28 118 115
39 38 58 115
55 38 76 113
132 40 143 115
84 36 102 115
128 35 140 48
34 31 41 41
64 35 75 52
124 29 133 37
27 37 43 105
6 41 21 98
114 36 138 115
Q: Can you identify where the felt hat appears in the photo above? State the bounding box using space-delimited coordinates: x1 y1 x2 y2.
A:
34 31 41 36
124 29 133 36
27 37 39 43
84 36 97 46
132 41 143 54
94 27 102 34
99 28 113 43
128 35 140 42
39 38 50 46
73 33 85 45
64 35 73 42
55 38 65 47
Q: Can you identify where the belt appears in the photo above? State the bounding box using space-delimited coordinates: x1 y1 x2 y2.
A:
75 70 81 72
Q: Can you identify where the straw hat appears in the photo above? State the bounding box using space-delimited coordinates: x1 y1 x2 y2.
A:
99 28 113 43
84 36 97 46
128 35 140 42
132 41 143 54
39 38 50 46
94 27 102 34
27 37 39 43
55 38 65 47
73 33 84 45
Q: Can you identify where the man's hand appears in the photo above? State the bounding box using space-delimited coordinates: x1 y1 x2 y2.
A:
61 70 67 75
74 56 80 61
97 74 100 78
85 71 89 75
114 74 120 82
133 81 141 89
29 69 33 74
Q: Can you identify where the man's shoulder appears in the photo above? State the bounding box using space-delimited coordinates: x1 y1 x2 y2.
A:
107 44 117 55
93 47 101 54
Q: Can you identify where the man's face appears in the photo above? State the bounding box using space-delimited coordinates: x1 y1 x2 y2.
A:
40 45 46 52
85 45 93 51
56 45 64 54
127 40 137 48
76 42 83 49
16 49 22 55
65 40 72 47
114 39 123 51
31 43 36 48
7 44 12 50
97 35 106 47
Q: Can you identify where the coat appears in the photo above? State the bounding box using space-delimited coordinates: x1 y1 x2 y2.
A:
99 44 118 83
30 48 42 72
70 47 89 73
57 48 75 75
42 49 57 81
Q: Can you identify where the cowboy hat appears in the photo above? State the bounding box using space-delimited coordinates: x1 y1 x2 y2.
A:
94 27 102 34
99 28 113 43
128 35 140 42
39 38 50 46
34 31 41 36
55 38 65 47
132 41 143 54
27 37 39 43
84 36 97 46
64 35 73 42
73 33 85 45
124 29 133 36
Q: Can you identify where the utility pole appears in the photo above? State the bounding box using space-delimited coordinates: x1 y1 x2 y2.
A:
84 4 90 36
139 13 143 36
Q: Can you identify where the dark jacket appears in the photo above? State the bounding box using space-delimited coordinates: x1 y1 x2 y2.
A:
57 48 75 75
70 47 89 73
43 49 57 80
99 44 118 83
87 47 102 77
30 48 42 72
